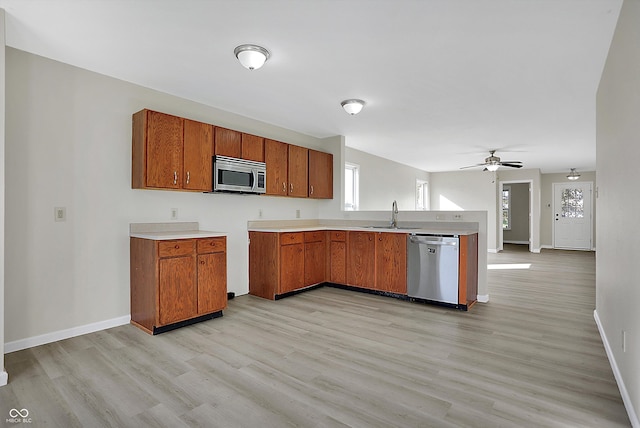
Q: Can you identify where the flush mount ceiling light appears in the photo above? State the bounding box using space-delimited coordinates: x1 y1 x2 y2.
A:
567 168 581 181
341 99 365 115
234 44 270 70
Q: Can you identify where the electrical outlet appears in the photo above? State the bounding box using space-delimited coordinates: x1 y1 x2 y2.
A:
54 207 66 222
436 214 445 220
296 209 301 219
258 209 263 218
170 208 178 220
453 213 463 221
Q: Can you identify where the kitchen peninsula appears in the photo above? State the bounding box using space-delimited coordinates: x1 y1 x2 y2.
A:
248 220 479 310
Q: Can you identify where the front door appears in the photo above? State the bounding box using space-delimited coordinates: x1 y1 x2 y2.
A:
553 182 592 250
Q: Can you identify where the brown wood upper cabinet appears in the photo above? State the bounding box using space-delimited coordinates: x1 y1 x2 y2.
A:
241 133 265 162
133 109 332 198
265 139 289 196
288 145 308 198
132 109 213 192
308 149 333 199
214 127 242 158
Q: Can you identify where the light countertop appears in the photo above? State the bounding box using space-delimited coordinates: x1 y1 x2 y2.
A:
130 230 227 240
247 225 477 235
129 222 226 240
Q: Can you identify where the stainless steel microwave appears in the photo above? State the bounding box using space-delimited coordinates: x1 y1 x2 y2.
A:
212 155 266 194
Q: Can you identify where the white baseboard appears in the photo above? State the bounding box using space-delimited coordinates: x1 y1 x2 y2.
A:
540 244 553 249
0 370 7 387
4 315 131 354
488 249 498 254
531 248 541 253
594 310 639 427
504 240 529 245
477 294 489 303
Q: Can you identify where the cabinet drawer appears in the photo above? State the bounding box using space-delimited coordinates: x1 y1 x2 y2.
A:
280 232 304 245
329 231 346 242
197 237 226 254
158 240 195 258
304 231 325 243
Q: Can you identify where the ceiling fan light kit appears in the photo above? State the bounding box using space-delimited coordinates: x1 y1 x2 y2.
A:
567 168 581 181
460 150 523 171
234 44 270 70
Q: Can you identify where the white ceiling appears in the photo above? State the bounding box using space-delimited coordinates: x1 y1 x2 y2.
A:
0 0 622 173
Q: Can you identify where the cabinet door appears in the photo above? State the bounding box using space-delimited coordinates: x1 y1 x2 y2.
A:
288 145 308 197
280 243 304 294
215 127 242 158
183 119 213 191
197 252 227 314
304 241 326 286
330 241 346 284
375 233 407 294
308 149 333 199
146 111 184 189
241 133 265 162
265 139 289 196
347 231 375 288
158 256 196 325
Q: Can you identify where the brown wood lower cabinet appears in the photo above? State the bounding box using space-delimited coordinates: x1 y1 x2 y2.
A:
130 236 227 334
374 233 407 294
249 231 327 299
329 231 346 283
458 233 478 308
346 231 376 288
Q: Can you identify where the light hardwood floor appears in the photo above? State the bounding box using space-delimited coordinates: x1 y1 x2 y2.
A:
0 245 630 427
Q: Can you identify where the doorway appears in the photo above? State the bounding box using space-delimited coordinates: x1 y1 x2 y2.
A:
553 182 593 250
499 180 532 252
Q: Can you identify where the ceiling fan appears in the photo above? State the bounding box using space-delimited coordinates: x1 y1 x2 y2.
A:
460 150 523 171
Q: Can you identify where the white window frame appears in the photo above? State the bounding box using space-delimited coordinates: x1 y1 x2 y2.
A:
416 179 429 210
344 162 360 211
502 185 511 231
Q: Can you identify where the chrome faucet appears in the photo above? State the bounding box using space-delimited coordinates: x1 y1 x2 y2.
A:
391 200 398 228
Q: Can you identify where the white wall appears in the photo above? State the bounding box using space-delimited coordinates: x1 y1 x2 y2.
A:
0 9 8 386
429 170 498 251
345 146 430 211
4 48 338 345
595 0 640 424
540 171 597 248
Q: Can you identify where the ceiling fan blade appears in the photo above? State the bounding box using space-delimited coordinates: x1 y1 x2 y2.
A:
459 163 486 169
500 163 523 168
500 160 523 164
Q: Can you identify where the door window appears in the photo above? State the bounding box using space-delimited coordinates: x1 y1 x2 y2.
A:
561 188 584 218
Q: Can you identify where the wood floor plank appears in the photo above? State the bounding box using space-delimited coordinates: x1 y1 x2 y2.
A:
0 245 630 427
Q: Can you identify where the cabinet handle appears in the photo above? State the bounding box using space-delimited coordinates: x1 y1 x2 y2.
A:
186 171 190 184
290 183 294 193
310 185 314 195
173 171 178 185
174 245 179 249
200 260 205 265
282 182 286 193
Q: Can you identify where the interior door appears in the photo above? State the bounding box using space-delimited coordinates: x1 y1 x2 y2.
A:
553 182 592 250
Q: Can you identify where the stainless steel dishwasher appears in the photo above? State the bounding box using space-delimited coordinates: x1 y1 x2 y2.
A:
407 234 459 305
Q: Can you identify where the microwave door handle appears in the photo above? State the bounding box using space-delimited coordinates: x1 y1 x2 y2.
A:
251 169 258 192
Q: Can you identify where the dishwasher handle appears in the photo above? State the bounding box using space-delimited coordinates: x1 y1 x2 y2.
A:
409 236 458 246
